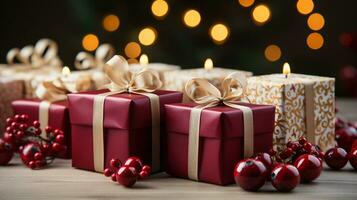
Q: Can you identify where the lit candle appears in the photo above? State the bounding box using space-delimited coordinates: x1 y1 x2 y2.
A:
204 58 213 71
139 54 149 66
282 62 291 78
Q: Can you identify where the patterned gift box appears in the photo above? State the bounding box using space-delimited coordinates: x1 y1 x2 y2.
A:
245 74 335 151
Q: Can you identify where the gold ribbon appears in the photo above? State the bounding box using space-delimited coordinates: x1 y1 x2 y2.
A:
185 72 254 181
35 76 92 138
74 44 115 70
303 81 315 145
92 55 162 172
5 39 61 70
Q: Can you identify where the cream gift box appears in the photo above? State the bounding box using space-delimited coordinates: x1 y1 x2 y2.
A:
245 68 335 152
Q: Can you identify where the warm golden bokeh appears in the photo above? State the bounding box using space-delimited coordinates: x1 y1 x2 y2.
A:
82 34 99 51
238 0 255 8
296 0 314 15
210 23 230 44
252 4 271 24
183 9 201 28
307 13 325 31
102 14 120 32
124 42 141 58
127 58 139 64
138 27 157 46
151 0 169 18
264 44 282 62
306 32 324 50
139 54 149 65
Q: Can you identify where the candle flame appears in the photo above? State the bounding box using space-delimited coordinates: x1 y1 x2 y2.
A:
139 54 149 65
204 58 213 70
62 66 71 76
283 62 291 76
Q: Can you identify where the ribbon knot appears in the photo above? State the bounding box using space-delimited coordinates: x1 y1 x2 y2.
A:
184 72 254 181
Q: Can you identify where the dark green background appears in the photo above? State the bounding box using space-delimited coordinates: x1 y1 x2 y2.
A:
0 0 356 96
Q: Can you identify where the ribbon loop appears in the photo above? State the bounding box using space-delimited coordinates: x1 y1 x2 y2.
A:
184 72 253 181
75 44 115 70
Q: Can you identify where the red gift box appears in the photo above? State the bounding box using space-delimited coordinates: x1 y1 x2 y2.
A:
11 99 71 158
68 89 182 172
165 102 275 185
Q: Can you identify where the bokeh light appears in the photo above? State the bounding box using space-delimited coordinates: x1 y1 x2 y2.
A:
82 34 99 51
183 9 201 28
238 0 255 8
102 14 120 32
124 42 141 58
210 23 230 44
138 27 157 46
307 13 325 31
296 0 314 15
252 4 271 24
151 0 169 18
264 44 281 62
140 54 149 65
306 32 324 50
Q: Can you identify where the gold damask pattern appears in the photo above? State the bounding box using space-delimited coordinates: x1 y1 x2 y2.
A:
245 74 335 151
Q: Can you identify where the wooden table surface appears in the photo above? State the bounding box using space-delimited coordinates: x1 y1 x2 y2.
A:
1 98 356 200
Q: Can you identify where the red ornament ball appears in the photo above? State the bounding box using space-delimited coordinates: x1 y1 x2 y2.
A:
335 126 357 152
110 158 121 168
20 143 44 169
271 164 300 192
324 147 348 170
0 138 14 165
294 154 322 182
116 165 138 187
124 157 143 172
349 149 357 170
233 158 268 191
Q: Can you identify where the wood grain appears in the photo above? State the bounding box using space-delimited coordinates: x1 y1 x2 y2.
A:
0 98 356 200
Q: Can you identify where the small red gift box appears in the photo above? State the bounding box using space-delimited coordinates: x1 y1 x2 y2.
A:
68 89 182 172
11 99 71 158
165 102 275 185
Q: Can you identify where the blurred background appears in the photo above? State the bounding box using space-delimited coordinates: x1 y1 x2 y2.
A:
0 0 356 96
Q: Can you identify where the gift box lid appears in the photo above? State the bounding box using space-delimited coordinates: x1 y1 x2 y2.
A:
68 89 182 130
165 102 275 139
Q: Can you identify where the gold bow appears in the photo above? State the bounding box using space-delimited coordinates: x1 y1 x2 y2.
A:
35 76 94 138
92 55 162 172
6 39 61 69
74 44 115 70
185 72 254 181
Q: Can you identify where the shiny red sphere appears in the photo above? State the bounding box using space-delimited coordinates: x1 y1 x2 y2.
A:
335 126 357 152
116 166 138 187
349 149 357 170
110 158 121 168
124 157 143 172
234 158 268 191
294 154 322 182
20 143 43 167
271 164 300 192
0 139 14 165
324 147 348 170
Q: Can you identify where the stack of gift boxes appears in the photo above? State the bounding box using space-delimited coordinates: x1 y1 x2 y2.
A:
1 40 335 185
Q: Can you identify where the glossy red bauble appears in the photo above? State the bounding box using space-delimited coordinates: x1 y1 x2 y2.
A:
349 149 357 170
124 157 143 172
116 166 138 187
335 126 357 152
234 158 268 191
0 139 14 165
20 143 43 167
271 164 300 192
294 154 322 182
324 147 348 170
110 158 121 168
